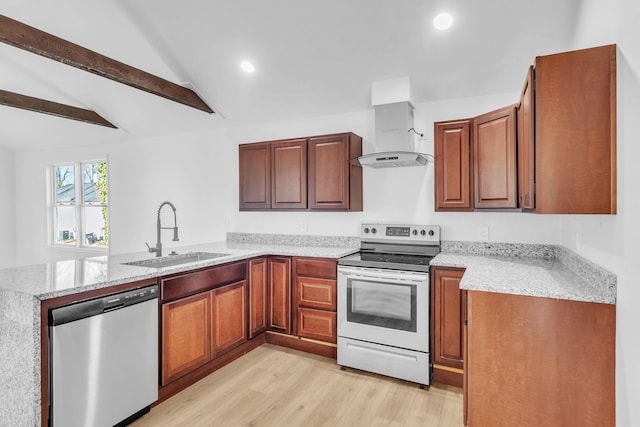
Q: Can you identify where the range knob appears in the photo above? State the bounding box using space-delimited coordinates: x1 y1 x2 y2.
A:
412 229 418 236
363 227 370 234
371 227 377 234
428 229 435 236
420 229 426 236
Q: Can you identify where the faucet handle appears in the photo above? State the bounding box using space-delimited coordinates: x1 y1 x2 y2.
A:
145 242 156 253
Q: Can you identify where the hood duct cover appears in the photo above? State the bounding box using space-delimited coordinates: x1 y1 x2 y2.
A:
358 101 431 168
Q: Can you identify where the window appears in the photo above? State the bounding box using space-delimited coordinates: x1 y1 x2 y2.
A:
51 160 108 249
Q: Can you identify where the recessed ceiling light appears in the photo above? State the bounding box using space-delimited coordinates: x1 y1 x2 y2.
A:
240 61 255 73
433 13 453 30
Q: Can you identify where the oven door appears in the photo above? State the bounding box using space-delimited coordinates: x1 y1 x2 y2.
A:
337 266 429 352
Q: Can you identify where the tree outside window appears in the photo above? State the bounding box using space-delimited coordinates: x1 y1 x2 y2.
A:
52 160 108 249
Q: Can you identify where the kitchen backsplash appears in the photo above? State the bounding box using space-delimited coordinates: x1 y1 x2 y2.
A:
226 232 360 248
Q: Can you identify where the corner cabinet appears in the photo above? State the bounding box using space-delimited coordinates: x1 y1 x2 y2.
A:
239 132 362 211
435 44 616 215
268 256 292 334
434 120 473 211
249 257 268 338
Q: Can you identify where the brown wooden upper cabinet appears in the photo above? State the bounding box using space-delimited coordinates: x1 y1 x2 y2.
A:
531 44 616 214
517 66 535 210
473 105 518 209
239 132 362 211
434 120 473 211
272 139 308 209
435 44 616 214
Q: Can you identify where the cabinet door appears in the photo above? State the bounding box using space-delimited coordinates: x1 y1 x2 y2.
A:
211 280 247 358
271 139 307 209
249 257 268 338
297 307 337 343
239 142 271 210
434 120 473 211
535 44 616 214
162 292 211 385
473 106 517 209
268 257 291 333
518 66 535 210
432 268 465 381
308 134 350 210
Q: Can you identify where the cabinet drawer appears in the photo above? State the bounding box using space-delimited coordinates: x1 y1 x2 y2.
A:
297 277 336 310
295 258 336 279
161 261 247 302
297 307 337 343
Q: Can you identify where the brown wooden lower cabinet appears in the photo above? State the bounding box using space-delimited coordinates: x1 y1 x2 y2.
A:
249 257 268 338
162 292 211 385
431 267 465 388
297 307 337 342
268 257 292 333
211 280 247 358
162 279 248 386
465 290 615 427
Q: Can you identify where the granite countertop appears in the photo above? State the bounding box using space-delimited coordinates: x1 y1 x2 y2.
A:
431 242 616 305
0 238 359 301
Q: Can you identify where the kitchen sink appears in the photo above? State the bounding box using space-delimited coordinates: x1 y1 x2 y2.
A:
123 252 229 269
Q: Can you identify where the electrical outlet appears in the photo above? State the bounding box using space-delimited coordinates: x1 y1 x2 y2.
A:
300 221 307 233
478 226 489 241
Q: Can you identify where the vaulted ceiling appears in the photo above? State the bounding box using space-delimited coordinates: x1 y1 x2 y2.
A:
0 0 581 152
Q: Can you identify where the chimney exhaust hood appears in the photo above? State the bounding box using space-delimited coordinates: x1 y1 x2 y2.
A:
358 101 432 168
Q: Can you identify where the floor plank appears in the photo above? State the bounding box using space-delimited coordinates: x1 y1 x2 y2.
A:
132 344 464 427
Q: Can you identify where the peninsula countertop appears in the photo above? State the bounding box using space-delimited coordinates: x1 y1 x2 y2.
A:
0 240 359 301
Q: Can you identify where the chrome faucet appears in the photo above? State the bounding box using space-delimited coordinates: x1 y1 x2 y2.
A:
146 201 179 257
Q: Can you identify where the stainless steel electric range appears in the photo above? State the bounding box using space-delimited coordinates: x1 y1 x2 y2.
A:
337 223 441 387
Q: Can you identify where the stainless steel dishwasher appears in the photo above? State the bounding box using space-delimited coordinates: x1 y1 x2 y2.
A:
49 285 159 427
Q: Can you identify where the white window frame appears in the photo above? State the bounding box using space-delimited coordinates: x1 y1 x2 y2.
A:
48 159 109 252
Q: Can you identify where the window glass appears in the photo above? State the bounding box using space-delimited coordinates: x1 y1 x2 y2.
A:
51 161 108 249
83 206 107 247
55 206 76 245
55 165 75 204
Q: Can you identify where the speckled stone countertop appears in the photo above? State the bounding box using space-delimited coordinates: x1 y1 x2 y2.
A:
0 234 358 426
0 238 359 301
432 242 616 305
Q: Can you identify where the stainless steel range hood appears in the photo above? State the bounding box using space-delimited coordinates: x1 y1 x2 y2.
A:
358 101 432 168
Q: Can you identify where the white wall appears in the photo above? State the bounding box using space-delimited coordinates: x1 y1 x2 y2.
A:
571 1 640 426
14 91 570 266
0 146 15 268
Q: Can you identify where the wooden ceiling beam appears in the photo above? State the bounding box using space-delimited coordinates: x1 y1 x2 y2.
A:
0 14 214 114
0 89 117 128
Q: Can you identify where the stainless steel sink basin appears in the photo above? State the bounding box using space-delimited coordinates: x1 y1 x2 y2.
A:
123 252 229 269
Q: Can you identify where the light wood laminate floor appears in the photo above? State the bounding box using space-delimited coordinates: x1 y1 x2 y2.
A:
132 344 464 426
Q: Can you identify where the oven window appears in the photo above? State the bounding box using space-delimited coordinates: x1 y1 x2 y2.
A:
346 278 417 332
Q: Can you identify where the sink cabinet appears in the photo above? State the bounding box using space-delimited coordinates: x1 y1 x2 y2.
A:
239 132 362 211
159 261 248 386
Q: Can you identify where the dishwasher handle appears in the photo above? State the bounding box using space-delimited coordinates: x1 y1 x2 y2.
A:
50 285 158 326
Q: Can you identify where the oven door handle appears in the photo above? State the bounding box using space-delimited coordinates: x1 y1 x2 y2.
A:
338 267 428 282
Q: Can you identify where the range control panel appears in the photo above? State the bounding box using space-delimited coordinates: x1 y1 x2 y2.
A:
360 223 441 244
